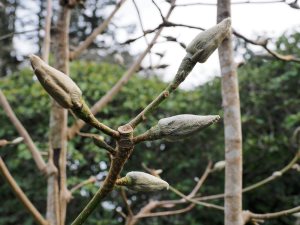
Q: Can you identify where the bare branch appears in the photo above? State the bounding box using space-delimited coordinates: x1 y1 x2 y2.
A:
169 185 224 211
67 3 176 140
70 176 97 193
0 90 47 173
0 28 38 41
188 161 212 197
122 21 300 64
243 206 300 224
132 0 153 70
0 157 48 225
134 204 196 218
176 0 285 7
69 0 128 60
42 0 52 63
196 150 300 201
120 187 133 216
151 0 165 22
233 30 300 63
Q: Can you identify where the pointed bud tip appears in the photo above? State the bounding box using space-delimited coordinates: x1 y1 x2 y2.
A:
29 54 43 69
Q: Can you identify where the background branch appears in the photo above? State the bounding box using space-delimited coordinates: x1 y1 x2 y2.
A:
67 2 176 139
69 0 127 60
0 90 47 173
0 157 48 225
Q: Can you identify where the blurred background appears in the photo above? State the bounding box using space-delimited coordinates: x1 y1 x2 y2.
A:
0 0 300 224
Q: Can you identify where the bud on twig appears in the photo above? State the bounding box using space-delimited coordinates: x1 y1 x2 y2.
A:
29 54 83 109
29 55 119 138
11 137 24 145
116 171 169 192
213 160 226 172
135 114 220 142
186 18 231 63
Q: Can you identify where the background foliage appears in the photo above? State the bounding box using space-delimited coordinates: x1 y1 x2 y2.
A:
0 31 300 224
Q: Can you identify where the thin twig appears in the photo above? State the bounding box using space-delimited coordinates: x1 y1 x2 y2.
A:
70 176 97 193
0 157 48 225
169 186 224 211
175 0 285 7
132 0 153 69
122 21 300 64
249 206 300 220
0 90 47 173
195 150 300 201
233 30 300 63
120 187 133 216
151 0 165 22
129 161 215 224
134 204 196 218
69 0 128 60
42 0 52 63
67 3 176 140
0 29 38 41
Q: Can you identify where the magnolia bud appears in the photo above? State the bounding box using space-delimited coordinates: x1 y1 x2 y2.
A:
293 212 300 218
29 54 83 109
140 114 220 142
213 160 226 171
186 18 231 63
11 137 24 144
116 171 169 192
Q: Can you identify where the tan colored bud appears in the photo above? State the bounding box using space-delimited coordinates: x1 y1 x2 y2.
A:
116 171 169 192
186 18 231 63
143 114 219 142
11 137 24 144
159 115 220 141
29 54 83 109
213 160 226 171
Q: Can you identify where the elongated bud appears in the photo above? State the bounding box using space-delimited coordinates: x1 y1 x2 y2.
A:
213 160 226 171
11 137 24 144
186 18 231 63
136 114 220 142
116 171 169 192
29 54 83 109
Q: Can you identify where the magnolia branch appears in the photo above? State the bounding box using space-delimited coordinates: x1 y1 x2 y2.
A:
128 161 222 224
243 206 300 224
67 3 176 139
69 0 127 60
122 21 300 64
0 157 48 225
70 176 97 193
175 0 285 7
195 150 300 202
0 90 47 173
41 0 52 63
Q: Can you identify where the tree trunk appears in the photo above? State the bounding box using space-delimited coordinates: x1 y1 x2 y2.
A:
217 1 243 225
46 4 71 225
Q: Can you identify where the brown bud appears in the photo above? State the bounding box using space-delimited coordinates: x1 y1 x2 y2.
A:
186 18 231 63
29 54 83 109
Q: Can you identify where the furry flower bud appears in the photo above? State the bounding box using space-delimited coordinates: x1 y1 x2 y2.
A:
137 114 220 142
116 171 169 192
186 18 231 63
29 54 83 109
213 160 226 171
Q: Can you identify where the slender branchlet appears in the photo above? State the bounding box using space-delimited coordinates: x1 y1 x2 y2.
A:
128 18 231 128
78 132 117 155
71 125 134 225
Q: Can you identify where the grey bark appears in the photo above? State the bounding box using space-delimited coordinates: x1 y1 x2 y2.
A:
217 1 243 225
